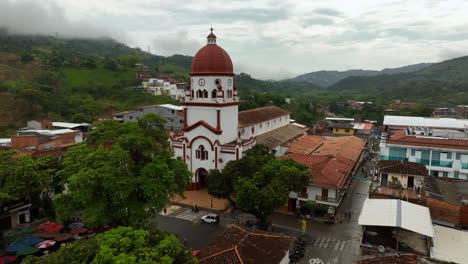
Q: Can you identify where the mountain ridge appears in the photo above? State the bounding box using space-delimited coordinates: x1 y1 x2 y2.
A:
286 63 433 87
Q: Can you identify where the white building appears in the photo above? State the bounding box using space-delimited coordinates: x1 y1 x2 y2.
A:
380 115 468 179
169 30 306 189
143 78 185 101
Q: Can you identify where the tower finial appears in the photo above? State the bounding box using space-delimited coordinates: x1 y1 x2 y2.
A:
210 27 213 33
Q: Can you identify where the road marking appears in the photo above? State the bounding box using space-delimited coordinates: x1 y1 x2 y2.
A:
173 209 208 221
339 241 346 251
323 237 331 248
313 237 322 246
333 240 340 251
318 237 326 247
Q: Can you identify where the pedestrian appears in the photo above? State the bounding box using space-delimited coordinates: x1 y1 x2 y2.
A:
163 207 167 215
306 214 311 223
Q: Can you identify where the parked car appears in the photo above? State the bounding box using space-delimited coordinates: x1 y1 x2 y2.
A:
201 214 219 224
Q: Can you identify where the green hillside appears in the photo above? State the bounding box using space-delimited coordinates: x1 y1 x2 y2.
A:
328 56 468 104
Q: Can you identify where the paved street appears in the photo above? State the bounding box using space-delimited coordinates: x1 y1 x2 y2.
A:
295 178 371 264
155 213 225 250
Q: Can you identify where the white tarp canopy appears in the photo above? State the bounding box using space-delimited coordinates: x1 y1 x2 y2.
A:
358 199 434 237
430 224 468 263
383 115 468 129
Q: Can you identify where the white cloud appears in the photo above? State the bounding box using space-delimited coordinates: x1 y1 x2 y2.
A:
2 0 468 79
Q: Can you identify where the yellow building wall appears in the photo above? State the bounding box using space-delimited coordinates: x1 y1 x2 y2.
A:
332 128 355 135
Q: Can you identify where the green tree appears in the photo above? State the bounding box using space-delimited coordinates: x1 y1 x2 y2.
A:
0 150 58 202
22 226 197 264
235 158 310 226
207 144 274 207
120 55 141 68
54 117 191 227
207 145 310 226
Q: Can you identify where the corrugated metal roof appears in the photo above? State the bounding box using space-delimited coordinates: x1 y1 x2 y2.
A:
358 199 434 237
158 104 183 111
255 124 307 148
431 224 468 264
52 122 90 128
238 106 290 128
384 115 468 129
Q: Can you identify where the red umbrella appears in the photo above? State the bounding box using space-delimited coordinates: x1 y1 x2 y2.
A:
0 256 16 264
192 250 200 256
32 231 58 239
35 222 64 232
35 240 57 249
70 228 88 234
53 233 72 241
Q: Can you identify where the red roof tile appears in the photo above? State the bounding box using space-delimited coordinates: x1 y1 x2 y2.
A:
378 160 428 176
197 225 293 264
282 136 365 189
191 41 233 76
387 130 468 150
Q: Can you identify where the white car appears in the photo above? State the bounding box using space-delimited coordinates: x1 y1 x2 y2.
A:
200 214 219 224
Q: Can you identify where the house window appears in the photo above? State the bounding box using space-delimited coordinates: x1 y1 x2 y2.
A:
411 149 416 156
345 129 350 132
443 171 448 178
456 153 461 160
171 110 175 114
454 171 459 179
446 152 452 159
196 145 208 160
180 120 183 123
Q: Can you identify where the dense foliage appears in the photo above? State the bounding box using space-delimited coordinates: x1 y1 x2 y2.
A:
22 226 198 264
207 145 310 225
0 150 59 202
53 115 192 227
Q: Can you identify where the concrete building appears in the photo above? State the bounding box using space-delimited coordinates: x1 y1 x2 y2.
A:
281 135 365 216
380 115 468 179
114 104 185 131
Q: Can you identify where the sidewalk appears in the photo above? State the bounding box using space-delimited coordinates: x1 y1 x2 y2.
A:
171 189 230 212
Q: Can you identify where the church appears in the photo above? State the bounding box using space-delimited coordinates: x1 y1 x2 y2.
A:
169 30 307 190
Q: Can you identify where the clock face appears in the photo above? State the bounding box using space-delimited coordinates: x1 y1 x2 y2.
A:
228 79 232 87
198 78 205 86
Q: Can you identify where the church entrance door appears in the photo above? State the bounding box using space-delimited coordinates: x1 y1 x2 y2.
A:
197 168 208 189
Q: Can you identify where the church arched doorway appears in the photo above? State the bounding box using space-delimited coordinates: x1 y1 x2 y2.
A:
196 168 208 189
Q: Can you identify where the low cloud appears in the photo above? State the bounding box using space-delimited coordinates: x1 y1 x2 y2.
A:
314 8 343 17
0 0 109 38
152 30 202 56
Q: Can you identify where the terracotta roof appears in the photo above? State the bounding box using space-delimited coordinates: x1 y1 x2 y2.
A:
355 254 449 264
378 160 428 177
255 124 307 148
387 130 468 150
282 136 365 189
238 106 290 128
197 225 293 264
191 41 233 76
207 32 217 39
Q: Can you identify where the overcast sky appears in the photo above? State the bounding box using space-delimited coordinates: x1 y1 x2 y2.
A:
1 0 468 79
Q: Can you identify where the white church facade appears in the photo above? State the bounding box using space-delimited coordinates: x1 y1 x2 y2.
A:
169 30 307 189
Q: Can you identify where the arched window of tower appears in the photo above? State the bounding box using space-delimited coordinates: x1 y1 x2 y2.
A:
203 90 208 98
211 89 217 98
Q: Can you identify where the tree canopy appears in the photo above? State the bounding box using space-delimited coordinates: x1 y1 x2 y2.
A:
0 150 59 202
53 116 191 227
22 226 197 264
207 144 310 225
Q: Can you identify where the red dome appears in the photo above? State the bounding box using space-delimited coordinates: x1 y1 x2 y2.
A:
190 43 234 76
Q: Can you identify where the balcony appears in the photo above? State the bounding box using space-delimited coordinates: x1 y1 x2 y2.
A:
416 159 430 165
316 195 338 204
298 192 308 199
462 163 468 169
379 156 408 161
431 160 453 168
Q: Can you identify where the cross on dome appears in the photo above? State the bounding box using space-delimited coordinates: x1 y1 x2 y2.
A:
207 28 217 44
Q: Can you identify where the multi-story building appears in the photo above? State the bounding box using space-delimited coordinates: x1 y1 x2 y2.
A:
380 115 468 179
113 104 185 131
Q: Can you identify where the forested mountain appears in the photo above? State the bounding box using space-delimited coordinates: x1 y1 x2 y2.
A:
328 56 468 104
287 63 432 87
